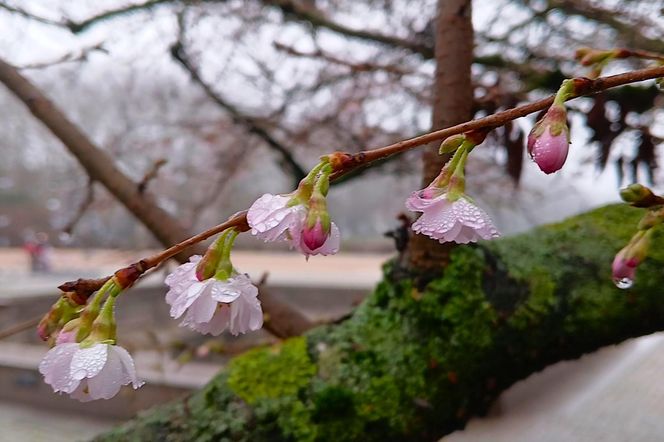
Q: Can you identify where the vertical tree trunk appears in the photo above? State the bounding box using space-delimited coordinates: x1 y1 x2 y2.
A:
408 0 474 276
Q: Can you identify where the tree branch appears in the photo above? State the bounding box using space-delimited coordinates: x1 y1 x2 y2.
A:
547 0 664 54
170 39 307 186
53 64 664 303
0 56 313 339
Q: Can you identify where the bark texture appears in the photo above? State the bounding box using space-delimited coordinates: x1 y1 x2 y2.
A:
408 0 474 274
96 204 664 441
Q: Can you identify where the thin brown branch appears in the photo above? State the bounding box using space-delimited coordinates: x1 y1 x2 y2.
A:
0 2 63 27
18 43 107 70
547 0 664 54
0 315 41 340
57 64 664 300
273 41 421 77
62 178 95 234
137 158 167 194
171 24 307 185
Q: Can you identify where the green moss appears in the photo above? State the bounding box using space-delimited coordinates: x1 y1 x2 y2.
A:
98 204 664 442
228 337 316 404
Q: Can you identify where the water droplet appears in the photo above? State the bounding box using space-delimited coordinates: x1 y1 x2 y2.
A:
614 277 633 289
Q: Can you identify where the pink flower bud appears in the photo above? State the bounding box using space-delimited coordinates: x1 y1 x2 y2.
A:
302 219 328 251
611 230 651 288
612 253 638 283
528 106 570 174
55 329 77 345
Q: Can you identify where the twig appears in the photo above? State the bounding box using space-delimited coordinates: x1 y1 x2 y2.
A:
0 315 40 340
18 43 106 70
172 15 307 186
137 158 167 194
62 178 95 234
56 64 664 298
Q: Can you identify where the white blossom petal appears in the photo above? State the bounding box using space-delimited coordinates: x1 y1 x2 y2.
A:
40 343 143 401
39 343 80 393
70 344 108 382
407 192 499 244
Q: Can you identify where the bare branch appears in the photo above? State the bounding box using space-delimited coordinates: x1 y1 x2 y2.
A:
62 178 96 235
170 37 307 185
18 43 107 70
137 158 168 194
0 315 41 340
547 0 664 53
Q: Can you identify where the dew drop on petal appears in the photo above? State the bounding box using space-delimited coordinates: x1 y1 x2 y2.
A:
613 277 633 289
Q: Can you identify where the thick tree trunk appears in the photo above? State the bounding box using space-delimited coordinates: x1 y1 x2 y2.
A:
408 0 475 275
96 204 664 441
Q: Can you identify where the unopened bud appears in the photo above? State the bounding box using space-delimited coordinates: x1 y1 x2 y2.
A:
37 298 66 341
55 318 81 344
612 230 652 288
620 183 664 207
527 105 570 174
439 134 465 154
196 246 221 281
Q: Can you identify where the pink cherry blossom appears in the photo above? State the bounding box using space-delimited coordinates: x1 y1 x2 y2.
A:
406 189 499 244
247 193 340 257
39 342 143 402
165 259 263 336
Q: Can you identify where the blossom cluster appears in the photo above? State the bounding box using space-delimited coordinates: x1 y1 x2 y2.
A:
37 78 596 403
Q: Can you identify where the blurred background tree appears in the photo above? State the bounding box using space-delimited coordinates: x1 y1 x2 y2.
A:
2 1 664 440
1 0 662 251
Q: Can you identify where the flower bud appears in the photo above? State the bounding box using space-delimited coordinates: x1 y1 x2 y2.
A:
620 184 652 203
527 105 570 174
55 318 81 344
612 230 651 288
37 296 78 341
302 218 330 251
37 298 66 341
196 245 221 281
439 134 465 154
619 183 664 208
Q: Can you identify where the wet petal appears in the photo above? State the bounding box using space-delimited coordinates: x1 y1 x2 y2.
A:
39 343 80 393
70 343 108 382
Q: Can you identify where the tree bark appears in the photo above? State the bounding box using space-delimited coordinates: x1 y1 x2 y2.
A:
0 57 313 338
96 204 664 441
408 0 474 275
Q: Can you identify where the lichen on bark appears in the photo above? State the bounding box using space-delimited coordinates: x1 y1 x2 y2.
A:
96 204 664 442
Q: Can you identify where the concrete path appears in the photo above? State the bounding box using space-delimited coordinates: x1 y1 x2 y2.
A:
444 332 664 442
0 400 117 442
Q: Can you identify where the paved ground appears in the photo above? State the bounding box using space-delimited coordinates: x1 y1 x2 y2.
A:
444 332 664 442
0 400 117 442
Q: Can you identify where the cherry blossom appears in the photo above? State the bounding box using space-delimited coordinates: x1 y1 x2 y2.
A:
39 342 143 402
165 257 263 335
406 188 499 244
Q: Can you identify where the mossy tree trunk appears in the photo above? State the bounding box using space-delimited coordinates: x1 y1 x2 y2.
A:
97 205 664 442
